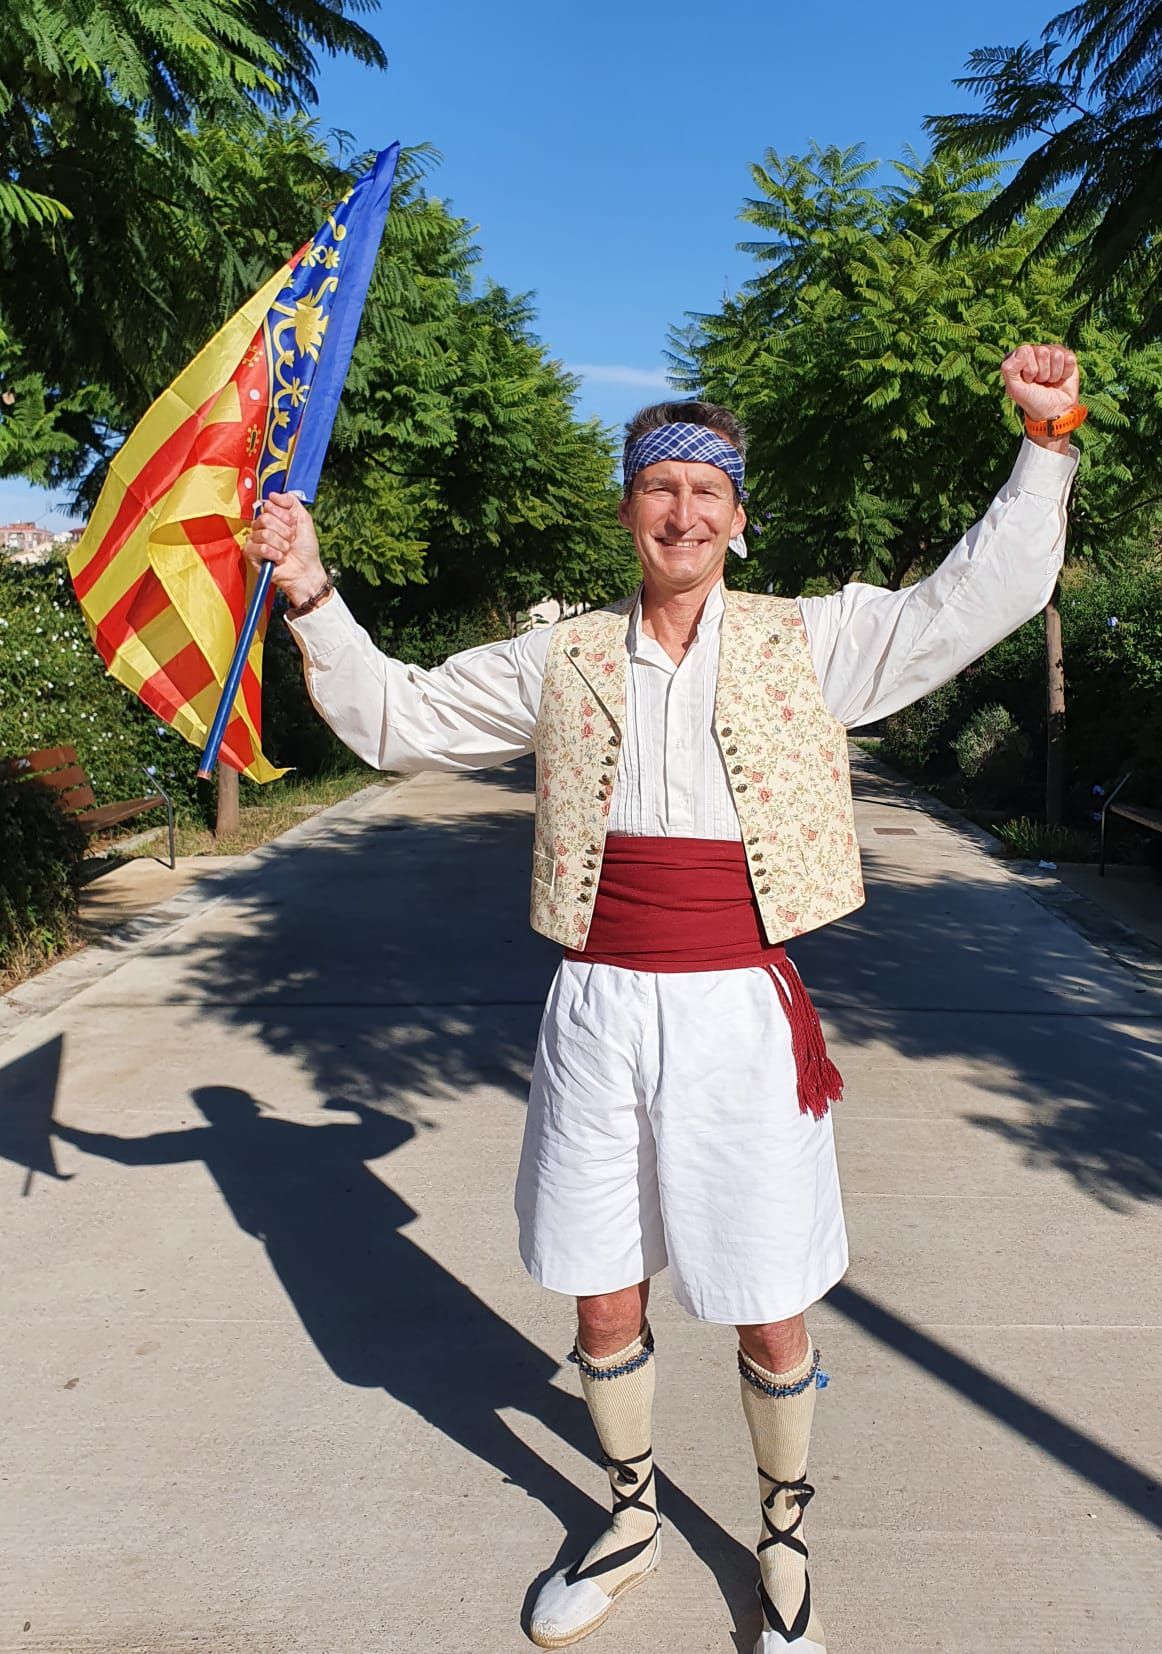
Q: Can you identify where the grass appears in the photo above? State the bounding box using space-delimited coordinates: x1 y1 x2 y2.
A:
104 767 390 861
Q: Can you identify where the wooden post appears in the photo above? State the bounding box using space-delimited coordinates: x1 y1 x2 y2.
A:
1044 582 1066 828
215 764 240 839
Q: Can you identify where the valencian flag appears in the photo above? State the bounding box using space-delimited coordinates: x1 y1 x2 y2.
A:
68 144 400 781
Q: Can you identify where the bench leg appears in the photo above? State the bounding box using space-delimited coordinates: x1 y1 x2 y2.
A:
164 794 175 870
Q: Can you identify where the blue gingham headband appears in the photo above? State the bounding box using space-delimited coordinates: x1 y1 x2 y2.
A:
623 422 747 500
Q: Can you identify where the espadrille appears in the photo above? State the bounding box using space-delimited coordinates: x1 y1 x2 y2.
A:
528 1528 660 1649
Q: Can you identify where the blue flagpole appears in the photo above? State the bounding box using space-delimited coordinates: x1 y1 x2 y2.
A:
196 141 399 781
196 558 275 780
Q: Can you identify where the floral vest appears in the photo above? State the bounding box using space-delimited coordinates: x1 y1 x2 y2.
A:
531 588 865 949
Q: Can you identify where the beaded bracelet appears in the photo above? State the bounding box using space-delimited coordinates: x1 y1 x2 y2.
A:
284 578 334 620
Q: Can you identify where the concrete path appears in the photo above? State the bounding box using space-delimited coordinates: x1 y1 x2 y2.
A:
2 755 1160 1653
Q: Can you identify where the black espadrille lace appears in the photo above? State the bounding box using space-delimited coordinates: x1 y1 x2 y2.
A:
755 1471 815 1642
562 1447 659 1587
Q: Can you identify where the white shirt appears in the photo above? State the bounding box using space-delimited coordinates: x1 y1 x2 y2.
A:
289 438 1077 840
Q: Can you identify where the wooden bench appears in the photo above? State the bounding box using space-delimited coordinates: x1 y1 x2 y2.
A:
0 745 175 868
1099 773 1162 875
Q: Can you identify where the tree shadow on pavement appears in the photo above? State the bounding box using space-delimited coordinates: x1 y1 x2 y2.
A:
793 843 1162 1213
55 1080 760 1644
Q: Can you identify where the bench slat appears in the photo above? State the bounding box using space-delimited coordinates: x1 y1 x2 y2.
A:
0 745 79 778
28 763 90 793
76 797 163 832
1109 801 1162 831
58 784 99 813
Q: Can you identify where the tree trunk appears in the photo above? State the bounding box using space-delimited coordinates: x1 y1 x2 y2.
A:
1044 581 1066 827
215 764 239 839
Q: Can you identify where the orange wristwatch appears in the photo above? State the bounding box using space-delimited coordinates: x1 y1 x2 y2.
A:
1024 404 1088 439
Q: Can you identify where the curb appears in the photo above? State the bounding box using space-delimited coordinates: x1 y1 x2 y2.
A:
0 774 413 1047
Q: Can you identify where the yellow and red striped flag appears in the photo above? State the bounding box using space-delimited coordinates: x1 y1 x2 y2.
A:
68 145 399 780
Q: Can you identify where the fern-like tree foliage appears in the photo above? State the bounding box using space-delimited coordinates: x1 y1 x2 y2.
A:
0 0 385 477
925 1 1162 335
672 139 1162 819
670 141 1162 596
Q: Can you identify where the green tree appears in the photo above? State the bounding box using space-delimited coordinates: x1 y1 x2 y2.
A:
671 143 1162 820
926 0 1162 334
0 0 386 478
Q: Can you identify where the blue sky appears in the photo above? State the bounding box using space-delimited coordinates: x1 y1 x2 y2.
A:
10 0 1055 527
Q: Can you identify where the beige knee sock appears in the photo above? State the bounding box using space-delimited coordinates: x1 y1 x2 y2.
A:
567 1324 659 1595
739 1339 826 1646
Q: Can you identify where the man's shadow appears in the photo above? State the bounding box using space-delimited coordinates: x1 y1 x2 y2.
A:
57 1085 757 1645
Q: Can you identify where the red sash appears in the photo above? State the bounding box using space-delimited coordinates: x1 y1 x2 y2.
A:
564 834 842 1120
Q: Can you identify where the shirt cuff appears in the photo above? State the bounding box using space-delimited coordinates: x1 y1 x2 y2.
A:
1008 435 1080 500
285 588 362 661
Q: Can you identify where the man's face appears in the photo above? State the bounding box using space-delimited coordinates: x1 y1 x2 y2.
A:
618 453 746 597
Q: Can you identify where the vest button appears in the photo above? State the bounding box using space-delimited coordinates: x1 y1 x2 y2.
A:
747 835 759 846
569 646 581 657
725 745 738 756
759 885 771 895
736 782 748 793
768 633 779 644
753 852 765 863
584 860 597 869
578 892 591 903
588 844 601 855
607 735 619 747
581 876 594 887
600 773 612 785
720 726 733 737
731 765 743 775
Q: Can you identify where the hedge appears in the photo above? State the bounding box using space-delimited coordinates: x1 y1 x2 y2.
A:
880 559 1162 817
0 557 359 824
0 775 86 983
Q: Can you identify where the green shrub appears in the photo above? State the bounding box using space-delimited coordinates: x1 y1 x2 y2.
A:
0 559 360 826
955 703 1015 778
878 679 960 775
877 556 1162 815
0 776 86 982
996 816 1096 863
954 703 1032 802
0 558 204 819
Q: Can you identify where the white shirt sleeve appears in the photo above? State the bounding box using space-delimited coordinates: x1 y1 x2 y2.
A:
285 593 551 772
798 438 1079 729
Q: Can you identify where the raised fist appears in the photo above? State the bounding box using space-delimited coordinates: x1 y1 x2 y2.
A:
1000 344 1081 424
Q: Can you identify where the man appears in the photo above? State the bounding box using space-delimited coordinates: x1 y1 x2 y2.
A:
246 344 1081 1651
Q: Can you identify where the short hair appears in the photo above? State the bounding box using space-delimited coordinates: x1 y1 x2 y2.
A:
622 399 748 499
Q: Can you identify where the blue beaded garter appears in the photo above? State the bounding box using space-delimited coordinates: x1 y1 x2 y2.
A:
739 1347 829 1397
